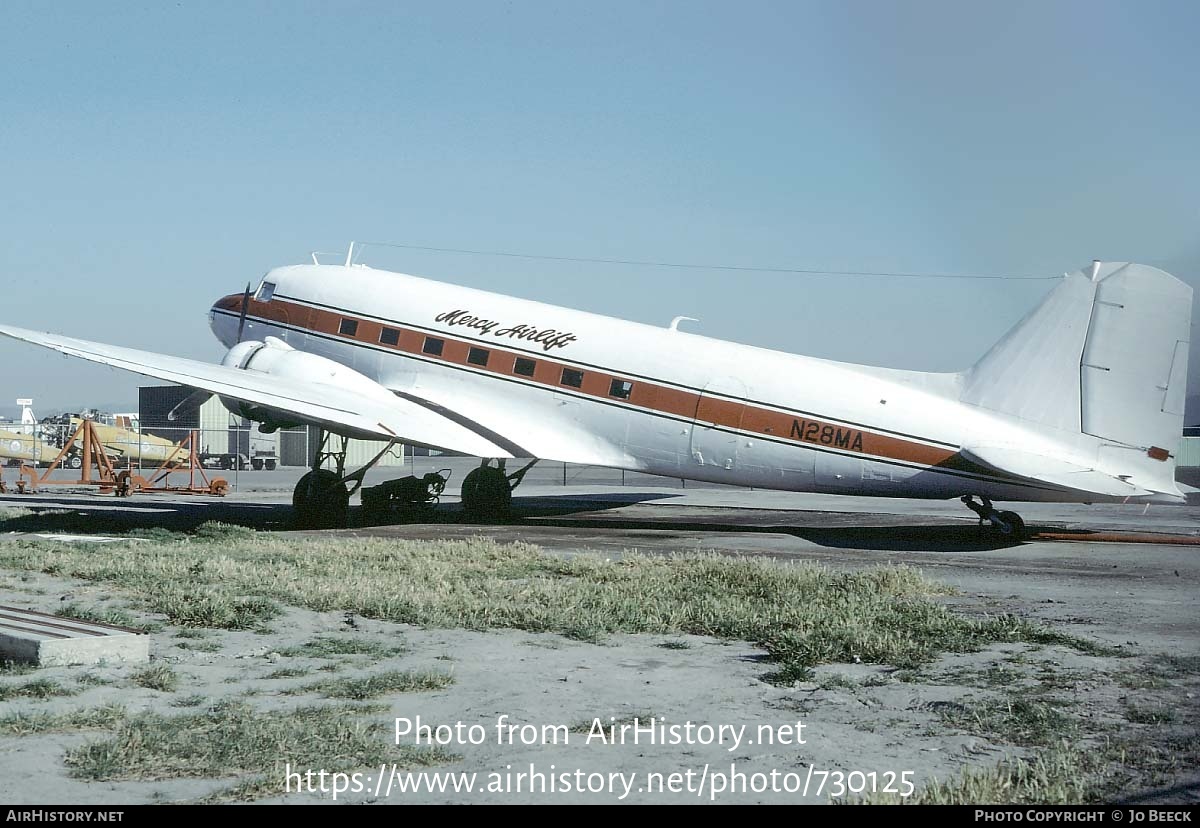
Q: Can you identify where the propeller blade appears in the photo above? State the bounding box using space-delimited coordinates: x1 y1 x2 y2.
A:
236 283 252 343
167 389 215 422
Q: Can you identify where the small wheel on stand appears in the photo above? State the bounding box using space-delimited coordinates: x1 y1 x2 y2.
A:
115 471 133 498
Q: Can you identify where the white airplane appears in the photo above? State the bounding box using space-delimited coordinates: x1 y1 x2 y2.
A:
0 256 1191 537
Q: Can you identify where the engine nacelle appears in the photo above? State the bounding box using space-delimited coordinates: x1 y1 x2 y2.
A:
218 337 394 432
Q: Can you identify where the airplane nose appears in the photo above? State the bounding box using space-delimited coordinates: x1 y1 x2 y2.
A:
213 293 244 312
210 293 246 347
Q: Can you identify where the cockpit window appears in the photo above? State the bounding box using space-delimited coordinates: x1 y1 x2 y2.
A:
255 281 276 302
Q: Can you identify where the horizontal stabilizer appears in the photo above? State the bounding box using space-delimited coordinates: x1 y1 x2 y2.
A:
961 445 1155 499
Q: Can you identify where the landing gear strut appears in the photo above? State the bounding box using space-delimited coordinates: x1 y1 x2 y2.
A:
961 495 1027 542
460 458 537 521
292 430 398 529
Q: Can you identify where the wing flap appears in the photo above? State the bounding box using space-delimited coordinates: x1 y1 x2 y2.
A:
0 325 514 459
404 374 637 467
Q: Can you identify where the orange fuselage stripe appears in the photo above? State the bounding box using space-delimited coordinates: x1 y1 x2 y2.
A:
215 294 962 471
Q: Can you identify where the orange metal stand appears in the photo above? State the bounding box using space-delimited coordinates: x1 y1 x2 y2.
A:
117 431 228 497
12 423 226 498
16 420 122 494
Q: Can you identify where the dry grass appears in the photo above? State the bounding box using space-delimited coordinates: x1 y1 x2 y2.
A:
862 746 1103 804
0 521 1188 804
0 704 126 736
0 677 78 702
280 636 404 659
293 669 454 700
130 664 180 693
65 700 454 799
0 532 1114 682
56 603 160 633
933 694 1078 747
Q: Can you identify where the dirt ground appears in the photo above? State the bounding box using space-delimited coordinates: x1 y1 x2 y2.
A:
0 488 1197 804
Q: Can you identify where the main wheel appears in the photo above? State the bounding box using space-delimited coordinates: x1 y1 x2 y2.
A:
460 466 512 521
67 455 83 470
997 510 1027 542
293 469 350 529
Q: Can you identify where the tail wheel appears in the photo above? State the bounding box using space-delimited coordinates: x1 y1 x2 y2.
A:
460 466 512 521
293 469 349 528
997 510 1027 542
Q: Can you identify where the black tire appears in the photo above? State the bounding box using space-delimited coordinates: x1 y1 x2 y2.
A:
460 466 512 521
67 455 83 470
293 469 350 529
252 459 263 471
265 460 276 471
997 510 1026 542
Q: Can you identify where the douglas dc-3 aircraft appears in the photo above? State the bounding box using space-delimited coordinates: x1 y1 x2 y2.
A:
0 256 1191 536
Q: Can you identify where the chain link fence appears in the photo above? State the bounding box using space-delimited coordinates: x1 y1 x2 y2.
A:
2 419 734 493
2 421 293 473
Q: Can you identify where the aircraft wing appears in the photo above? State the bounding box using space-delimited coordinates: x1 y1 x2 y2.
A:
960 445 1157 499
0 325 515 459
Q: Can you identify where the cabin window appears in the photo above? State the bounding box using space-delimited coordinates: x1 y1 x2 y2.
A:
422 336 444 356
468 347 490 367
338 319 359 337
254 281 276 302
379 327 400 346
513 357 536 377
609 379 634 399
561 368 584 388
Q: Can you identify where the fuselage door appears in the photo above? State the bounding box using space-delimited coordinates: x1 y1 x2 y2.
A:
690 377 748 472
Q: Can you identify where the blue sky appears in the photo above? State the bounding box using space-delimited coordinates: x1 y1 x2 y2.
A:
1 1 1197 417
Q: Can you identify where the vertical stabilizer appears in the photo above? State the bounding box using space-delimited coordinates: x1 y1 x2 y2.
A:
960 270 1095 433
960 262 1192 495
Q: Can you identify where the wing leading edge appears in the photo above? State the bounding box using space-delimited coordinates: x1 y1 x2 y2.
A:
0 324 515 459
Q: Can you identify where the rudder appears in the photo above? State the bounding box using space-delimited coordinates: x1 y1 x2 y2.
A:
960 261 1192 492
1078 262 1191 457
